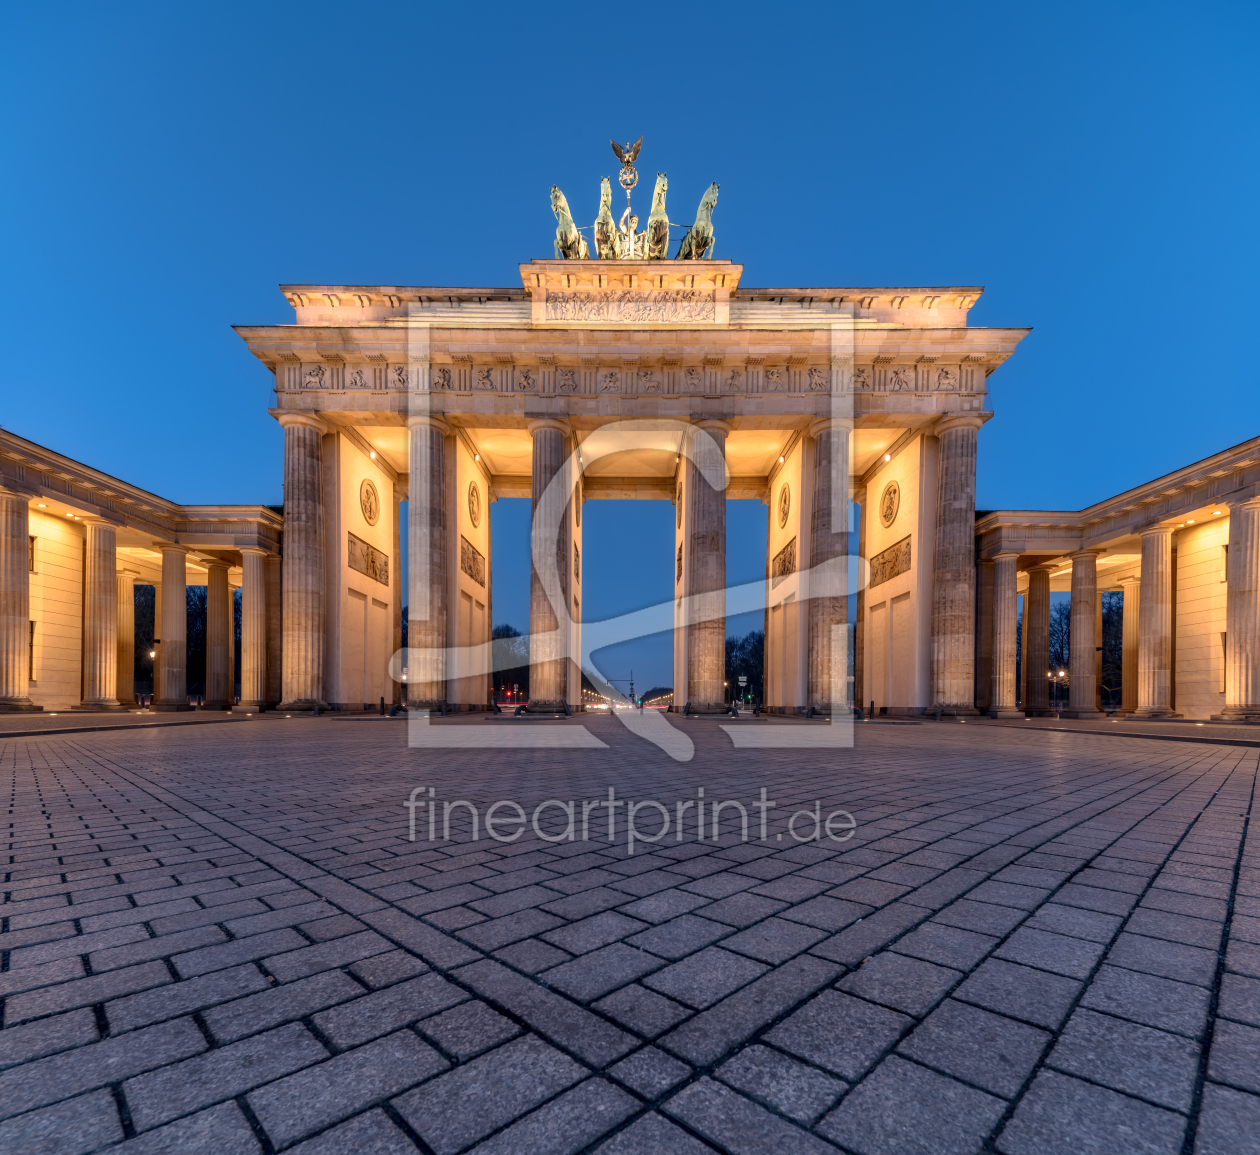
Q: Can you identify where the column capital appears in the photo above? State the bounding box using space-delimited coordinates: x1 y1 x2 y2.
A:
1139 525 1174 540
239 546 270 557
526 418 569 437
1118 574 1141 587
1069 548 1105 561
1027 560 1058 574
992 550 1022 562
808 416 854 438
934 414 985 436
152 542 189 555
204 557 230 571
1226 494 1260 511
277 412 328 434
405 414 450 434
692 418 730 436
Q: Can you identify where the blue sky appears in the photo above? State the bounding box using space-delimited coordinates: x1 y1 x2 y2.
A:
4 2 1257 689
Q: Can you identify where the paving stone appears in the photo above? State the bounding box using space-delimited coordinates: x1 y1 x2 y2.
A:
1227 939 1260 978
285 1108 414 1155
664 1076 838 1154
468 1077 640 1155
898 998 1049 1098
172 927 308 978
608 1045 691 1098
715 1043 844 1123
0 1016 206 1121
418 1000 521 1059
953 959 1082 1030
680 872 758 899
1218 972 1260 1028
106 962 268 1033
1079 964 1211 1038
457 908 565 951
360 908 481 969
1106 931 1218 986
819 1053 1006 1155
542 911 648 955
642 946 767 1009
593 1111 713 1154
125 1021 327 1130
1049 1007 1199 1111
838 951 962 1016
1054 882 1140 917
0 1089 122 1155
312 971 466 1048
933 898 1028 936
1023 902 1122 943
615 889 711 923
542 941 663 1002
750 875 833 902
626 914 730 959
0 1008 97 1070
1127 907 1222 949
764 989 911 1080
1207 1018 1260 1094
348 947 429 988
492 937 572 974
810 901 926 965
456 959 637 1065
996 1068 1186 1154
1193 1083 1260 1155
108 1100 262 1154
391 1034 583 1155
203 969 363 1043
593 984 691 1039
718 916 828 964
893 921 997 970
1140 886 1229 921
995 926 1106 979
248 1030 447 1148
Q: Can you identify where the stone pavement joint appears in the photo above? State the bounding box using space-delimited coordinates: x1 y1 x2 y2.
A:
0 715 1255 1153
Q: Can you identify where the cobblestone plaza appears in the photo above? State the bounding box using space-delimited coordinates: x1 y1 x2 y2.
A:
0 716 1256 1153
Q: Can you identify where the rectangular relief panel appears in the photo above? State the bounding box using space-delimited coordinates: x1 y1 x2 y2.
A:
869 536 911 589
460 535 486 587
348 532 389 586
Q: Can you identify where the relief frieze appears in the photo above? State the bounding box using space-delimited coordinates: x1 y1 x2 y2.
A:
544 290 716 323
869 535 911 589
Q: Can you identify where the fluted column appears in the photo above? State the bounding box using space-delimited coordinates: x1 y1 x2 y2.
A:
1019 580 1029 707
155 544 191 710
264 554 282 706
687 420 728 712
1135 527 1177 717
407 414 448 709
1221 498 1260 719
1024 564 1052 713
238 549 267 710
1119 576 1140 714
990 553 1023 717
204 559 230 709
75 520 125 711
1062 549 1102 718
0 489 39 711
279 414 325 710
808 417 852 712
116 572 136 707
931 416 984 713
528 419 569 711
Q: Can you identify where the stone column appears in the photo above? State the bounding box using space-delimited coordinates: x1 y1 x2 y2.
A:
1019 581 1029 707
1220 497 1260 720
1024 564 1052 714
238 548 267 711
279 414 325 710
1062 549 1102 718
264 554 282 707
204 559 230 709
990 553 1023 717
116 572 136 707
391 484 403 707
0 488 39 711
407 415 448 709
931 415 984 713
687 419 728 712
1119 576 1140 714
807 417 851 713
1094 590 1104 711
1135 528 1178 718
974 559 994 713
75 520 126 711
227 581 236 704
527 419 569 711
155 545 191 711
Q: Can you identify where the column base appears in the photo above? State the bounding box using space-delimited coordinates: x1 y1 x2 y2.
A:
201 701 231 711
933 705 979 717
233 701 266 713
988 708 1027 719
1058 708 1103 719
71 702 131 713
1129 709 1183 720
1211 711 1260 722
153 701 195 712
277 700 329 714
0 699 43 713
525 700 567 713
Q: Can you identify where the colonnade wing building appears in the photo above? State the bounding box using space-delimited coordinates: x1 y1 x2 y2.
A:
976 437 1260 721
233 260 1028 715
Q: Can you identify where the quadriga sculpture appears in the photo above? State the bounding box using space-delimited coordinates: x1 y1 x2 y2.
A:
675 182 719 260
594 178 618 260
645 173 669 260
550 186 589 260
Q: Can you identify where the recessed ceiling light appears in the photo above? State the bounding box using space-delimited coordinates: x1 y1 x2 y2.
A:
885 453 891 462
37 503 46 508
474 453 480 462
369 451 376 459
779 455 785 463
1187 519 1195 524
1213 510 1222 516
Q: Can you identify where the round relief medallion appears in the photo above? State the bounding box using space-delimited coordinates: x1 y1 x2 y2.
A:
880 480 900 528
359 479 380 526
468 481 482 529
676 483 683 527
778 483 791 528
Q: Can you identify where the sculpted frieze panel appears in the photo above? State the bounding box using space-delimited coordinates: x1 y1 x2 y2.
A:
544 290 716 323
869 535 911 588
